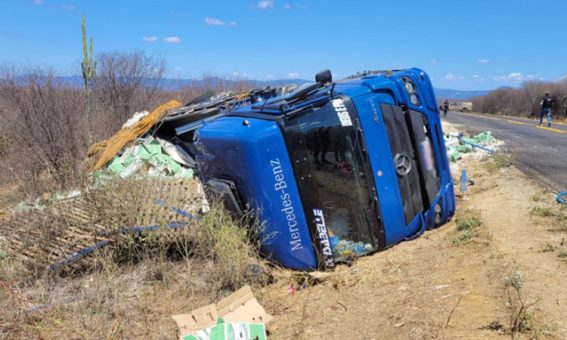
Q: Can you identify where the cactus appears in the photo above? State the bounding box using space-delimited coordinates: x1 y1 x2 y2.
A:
81 16 95 91
81 16 95 142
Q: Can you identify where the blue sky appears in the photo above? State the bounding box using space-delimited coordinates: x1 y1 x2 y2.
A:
1 0 566 90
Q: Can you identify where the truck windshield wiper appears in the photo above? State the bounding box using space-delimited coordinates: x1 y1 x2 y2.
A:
284 82 321 103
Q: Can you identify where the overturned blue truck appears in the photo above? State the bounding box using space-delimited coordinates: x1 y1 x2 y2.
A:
159 68 455 271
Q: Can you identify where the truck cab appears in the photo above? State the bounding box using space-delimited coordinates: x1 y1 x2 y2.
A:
184 68 455 271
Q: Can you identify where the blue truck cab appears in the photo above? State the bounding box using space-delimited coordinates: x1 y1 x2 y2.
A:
187 68 455 271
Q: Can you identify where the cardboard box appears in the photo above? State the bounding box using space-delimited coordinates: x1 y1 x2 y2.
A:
172 285 273 339
182 318 267 340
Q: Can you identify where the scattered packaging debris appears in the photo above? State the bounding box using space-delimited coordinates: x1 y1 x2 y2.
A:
121 110 149 129
105 137 194 179
445 131 499 162
14 200 46 212
331 237 373 258
13 190 82 212
287 285 296 296
172 285 272 340
157 137 196 168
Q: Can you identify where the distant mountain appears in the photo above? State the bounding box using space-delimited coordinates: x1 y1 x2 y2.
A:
158 77 312 90
434 88 490 100
51 76 490 100
52 76 312 90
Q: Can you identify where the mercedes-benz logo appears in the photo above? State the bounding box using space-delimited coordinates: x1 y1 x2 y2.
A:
394 152 412 177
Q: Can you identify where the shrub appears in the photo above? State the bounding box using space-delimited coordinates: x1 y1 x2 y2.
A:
0 65 86 190
456 210 482 231
472 79 567 119
92 52 166 134
504 268 536 335
453 209 483 245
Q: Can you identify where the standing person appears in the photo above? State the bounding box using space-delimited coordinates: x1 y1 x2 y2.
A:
539 92 554 127
442 99 449 117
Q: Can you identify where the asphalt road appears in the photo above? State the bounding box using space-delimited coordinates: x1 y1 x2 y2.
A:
445 111 567 192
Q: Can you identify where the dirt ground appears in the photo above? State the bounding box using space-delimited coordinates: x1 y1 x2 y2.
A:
2 125 567 339
260 146 567 339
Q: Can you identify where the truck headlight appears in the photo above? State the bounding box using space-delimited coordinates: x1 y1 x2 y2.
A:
410 94 419 105
401 77 420 106
405 81 415 94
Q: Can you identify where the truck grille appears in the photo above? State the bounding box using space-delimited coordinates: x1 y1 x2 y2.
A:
405 110 441 208
380 104 424 225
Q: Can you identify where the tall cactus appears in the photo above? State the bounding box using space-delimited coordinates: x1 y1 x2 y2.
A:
81 16 95 92
81 16 95 142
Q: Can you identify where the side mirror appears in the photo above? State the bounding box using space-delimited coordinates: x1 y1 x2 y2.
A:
315 69 332 84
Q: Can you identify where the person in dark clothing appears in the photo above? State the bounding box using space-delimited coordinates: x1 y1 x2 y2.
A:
539 93 554 127
442 99 449 117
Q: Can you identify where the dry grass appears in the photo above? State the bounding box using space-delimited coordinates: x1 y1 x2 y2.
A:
531 204 567 233
0 177 270 339
531 206 558 218
541 243 557 253
482 154 513 174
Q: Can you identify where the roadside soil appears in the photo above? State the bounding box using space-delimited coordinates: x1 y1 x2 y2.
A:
2 123 567 339
260 142 567 339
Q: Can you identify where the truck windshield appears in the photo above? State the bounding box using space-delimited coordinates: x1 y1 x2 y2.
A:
280 97 379 264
